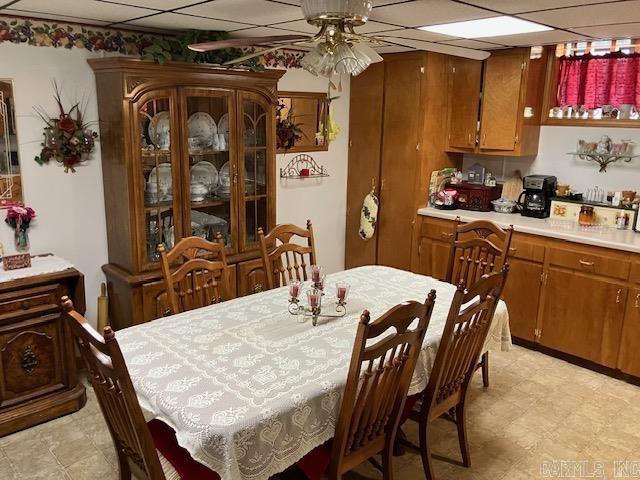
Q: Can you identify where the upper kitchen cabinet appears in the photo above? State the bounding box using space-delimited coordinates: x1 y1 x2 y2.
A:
446 56 482 151
446 47 550 156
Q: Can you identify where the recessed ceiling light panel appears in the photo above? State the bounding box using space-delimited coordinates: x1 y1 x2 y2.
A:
419 16 552 39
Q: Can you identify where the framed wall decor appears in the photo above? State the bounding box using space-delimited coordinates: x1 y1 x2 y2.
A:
0 80 23 207
277 91 329 154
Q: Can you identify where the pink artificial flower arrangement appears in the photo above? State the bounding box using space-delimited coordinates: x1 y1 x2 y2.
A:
5 205 36 231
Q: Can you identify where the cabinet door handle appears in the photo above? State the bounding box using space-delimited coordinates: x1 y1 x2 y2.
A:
509 247 517 254
579 259 595 267
468 133 472 145
634 293 639 308
616 289 622 304
481 133 486 146
441 231 454 239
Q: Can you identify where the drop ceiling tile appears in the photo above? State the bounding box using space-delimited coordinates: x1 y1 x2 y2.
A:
102 0 206 9
268 19 317 34
275 0 408 4
176 0 301 25
125 12 252 30
371 0 496 28
480 29 591 46
7 0 156 23
354 20 402 34
571 22 640 39
462 0 620 14
520 1 640 29
1 8 111 25
376 28 458 43
441 38 505 49
381 36 490 59
227 26 312 37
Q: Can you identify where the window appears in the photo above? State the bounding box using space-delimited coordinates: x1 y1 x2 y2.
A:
546 39 640 124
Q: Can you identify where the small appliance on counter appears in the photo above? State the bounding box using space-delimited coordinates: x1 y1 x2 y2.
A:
453 181 502 212
518 175 557 218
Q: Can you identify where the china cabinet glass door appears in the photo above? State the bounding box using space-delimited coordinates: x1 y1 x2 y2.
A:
239 92 272 250
135 89 182 269
180 88 237 254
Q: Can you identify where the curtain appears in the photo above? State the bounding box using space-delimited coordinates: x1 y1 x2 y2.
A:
556 54 640 108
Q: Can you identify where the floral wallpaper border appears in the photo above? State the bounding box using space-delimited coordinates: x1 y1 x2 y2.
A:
0 15 304 68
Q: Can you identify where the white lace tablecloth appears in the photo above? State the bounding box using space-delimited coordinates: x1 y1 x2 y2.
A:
118 266 511 480
0 255 74 283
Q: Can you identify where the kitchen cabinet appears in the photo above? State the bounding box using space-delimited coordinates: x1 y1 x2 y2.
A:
413 214 640 380
413 216 453 280
539 267 626 368
446 56 482 151
346 52 457 271
446 47 549 156
90 58 284 329
618 265 640 376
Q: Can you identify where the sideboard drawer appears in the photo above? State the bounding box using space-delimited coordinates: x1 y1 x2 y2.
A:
549 247 631 280
0 284 61 320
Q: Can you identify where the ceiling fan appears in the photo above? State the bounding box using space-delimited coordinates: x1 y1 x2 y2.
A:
188 0 489 77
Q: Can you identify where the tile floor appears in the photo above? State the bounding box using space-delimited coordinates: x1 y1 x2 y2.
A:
1 345 639 479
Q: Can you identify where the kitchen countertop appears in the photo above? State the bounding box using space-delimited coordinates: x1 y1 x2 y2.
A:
417 206 640 254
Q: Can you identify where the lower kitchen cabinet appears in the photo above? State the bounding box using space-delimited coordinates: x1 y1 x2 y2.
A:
618 286 640 377
413 214 640 380
237 259 267 296
501 257 542 342
539 268 626 368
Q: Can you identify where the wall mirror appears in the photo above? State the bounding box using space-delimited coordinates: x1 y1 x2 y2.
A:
0 80 23 206
277 91 329 154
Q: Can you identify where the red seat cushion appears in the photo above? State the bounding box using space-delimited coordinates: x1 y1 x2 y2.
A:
148 419 221 480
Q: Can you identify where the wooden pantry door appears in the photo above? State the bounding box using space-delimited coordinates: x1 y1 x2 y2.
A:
377 54 424 271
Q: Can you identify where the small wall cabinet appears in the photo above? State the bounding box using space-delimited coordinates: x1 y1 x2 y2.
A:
90 58 284 330
413 215 640 381
446 47 549 156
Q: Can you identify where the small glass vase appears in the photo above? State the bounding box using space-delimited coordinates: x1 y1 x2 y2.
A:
14 228 29 253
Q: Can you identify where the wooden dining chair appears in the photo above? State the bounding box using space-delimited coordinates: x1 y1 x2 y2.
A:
329 291 437 480
258 220 317 290
406 268 509 480
62 297 219 480
445 217 513 388
158 234 231 315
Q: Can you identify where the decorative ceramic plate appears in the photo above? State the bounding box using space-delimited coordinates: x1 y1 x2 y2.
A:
190 161 219 192
218 161 231 189
148 163 172 194
188 112 217 149
149 112 171 150
218 113 229 142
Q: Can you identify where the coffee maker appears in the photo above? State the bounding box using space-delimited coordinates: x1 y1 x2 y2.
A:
518 175 557 218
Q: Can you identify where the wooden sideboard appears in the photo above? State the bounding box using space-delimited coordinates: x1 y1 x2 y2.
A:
0 268 86 436
413 215 640 381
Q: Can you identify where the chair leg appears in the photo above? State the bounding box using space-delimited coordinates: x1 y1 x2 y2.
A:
115 449 132 480
455 402 471 468
382 441 395 480
481 352 490 388
418 418 435 480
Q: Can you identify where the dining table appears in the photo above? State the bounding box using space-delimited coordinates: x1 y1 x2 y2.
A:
117 265 512 480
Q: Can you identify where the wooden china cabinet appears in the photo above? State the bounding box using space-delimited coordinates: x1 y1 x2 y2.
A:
89 58 284 330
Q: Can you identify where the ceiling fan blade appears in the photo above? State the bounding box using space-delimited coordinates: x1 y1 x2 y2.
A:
353 43 383 63
223 45 295 65
188 35 311 52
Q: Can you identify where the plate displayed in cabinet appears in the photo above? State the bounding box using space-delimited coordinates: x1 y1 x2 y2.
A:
148 163 173 195
149 111 171 150
190 161 219 193
188 112 217 149
218 113 229 143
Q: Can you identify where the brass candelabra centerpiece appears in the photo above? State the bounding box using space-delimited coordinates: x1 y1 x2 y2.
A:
287 266 350 326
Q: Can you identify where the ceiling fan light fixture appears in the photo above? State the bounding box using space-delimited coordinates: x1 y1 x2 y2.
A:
302 0 373 26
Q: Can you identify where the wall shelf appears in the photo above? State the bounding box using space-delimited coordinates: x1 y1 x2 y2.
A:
280 154 329 179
